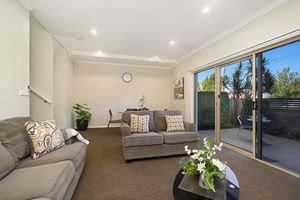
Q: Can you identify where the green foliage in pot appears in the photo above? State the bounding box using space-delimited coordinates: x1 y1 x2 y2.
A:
73 103 92 124
177 138 227 192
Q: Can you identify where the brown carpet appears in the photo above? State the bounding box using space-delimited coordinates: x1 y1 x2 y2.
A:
72 128 300 200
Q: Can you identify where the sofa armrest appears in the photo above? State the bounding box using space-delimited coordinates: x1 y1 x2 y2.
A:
121 123 132 137
184 122 196 132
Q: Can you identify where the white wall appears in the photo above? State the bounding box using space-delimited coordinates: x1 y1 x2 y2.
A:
30 15 54 121
74 63 172 127
171 0 300 122
54 40 74 128
0 0 30 120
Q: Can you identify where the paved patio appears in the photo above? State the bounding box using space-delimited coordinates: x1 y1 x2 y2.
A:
198 128 300 175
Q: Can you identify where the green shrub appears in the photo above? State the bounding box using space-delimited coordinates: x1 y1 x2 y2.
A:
198 92 231 130
241 99 252 116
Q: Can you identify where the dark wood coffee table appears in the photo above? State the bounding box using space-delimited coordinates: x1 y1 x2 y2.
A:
173 167 240 200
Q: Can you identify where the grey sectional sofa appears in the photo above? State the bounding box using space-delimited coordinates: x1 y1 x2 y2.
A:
0 117 87 200
121 110 199 162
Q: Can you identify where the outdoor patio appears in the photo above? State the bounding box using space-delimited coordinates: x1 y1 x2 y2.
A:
198 128 300 175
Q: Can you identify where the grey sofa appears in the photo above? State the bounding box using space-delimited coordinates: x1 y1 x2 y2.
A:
121 110 199 162
0 117 87 200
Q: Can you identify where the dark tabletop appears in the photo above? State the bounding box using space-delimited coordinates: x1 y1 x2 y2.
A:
173 169 240 200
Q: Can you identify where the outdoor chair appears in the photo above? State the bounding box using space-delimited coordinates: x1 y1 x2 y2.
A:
107 109 122 128
237 115 252 136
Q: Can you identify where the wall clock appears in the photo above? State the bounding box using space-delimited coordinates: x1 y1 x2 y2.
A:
122 72 132 82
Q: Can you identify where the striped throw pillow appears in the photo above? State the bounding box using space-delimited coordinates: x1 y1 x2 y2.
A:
165 115 185 132
130 114 150 133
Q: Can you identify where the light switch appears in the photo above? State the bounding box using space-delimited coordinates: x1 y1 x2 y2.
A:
19 89 29 96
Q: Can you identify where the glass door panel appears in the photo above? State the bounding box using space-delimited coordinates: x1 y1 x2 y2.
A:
257 40 300 175
220 58 253 152
196 68 216 139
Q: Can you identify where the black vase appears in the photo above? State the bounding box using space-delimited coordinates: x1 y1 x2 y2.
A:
76 119 89 131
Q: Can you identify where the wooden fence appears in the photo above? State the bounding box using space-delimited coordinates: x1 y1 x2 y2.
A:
265 98 300 112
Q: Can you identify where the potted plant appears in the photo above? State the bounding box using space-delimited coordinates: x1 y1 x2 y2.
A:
138 95 146 110
73 103 92 131
177 138 227 192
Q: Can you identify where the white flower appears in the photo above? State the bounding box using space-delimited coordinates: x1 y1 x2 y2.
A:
212 158 226 172
191 154 198 160
192 149 199 154
187 150 191 155
197 162 206 173
199 157 204 162
184 145 189 152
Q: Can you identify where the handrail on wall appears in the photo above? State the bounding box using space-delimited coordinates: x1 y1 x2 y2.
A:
28 86 53 104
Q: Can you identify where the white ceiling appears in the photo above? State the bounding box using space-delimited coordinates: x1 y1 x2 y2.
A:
19 0 285 68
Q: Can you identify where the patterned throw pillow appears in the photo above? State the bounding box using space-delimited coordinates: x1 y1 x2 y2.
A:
25 120 65 159
165 115 185 132
130 114 150 133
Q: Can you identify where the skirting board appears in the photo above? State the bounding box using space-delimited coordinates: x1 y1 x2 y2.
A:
72 124 121 129
88 124 121 128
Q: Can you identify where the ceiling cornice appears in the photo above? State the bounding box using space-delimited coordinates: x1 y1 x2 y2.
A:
70 50 176 69
177 0 289 64
74 60 173 70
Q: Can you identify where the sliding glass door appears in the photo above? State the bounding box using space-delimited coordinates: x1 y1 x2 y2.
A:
194 37 300 176
195 68 216 139
219 58 253 152
256 40 300 175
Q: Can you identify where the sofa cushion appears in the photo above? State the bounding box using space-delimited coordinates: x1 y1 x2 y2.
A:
17 142 86 170
130 114 150 133
159 131 199 144
122 111 155 132
0 117 33 162
154 110 182 132
0 142 15 180
25 120 65 159
0 161 75 200
165 115 185 132
124 132 163 147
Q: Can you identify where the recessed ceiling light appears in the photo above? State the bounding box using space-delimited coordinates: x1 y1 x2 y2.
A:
91 29 97 35
96 50 105 56
202 7 209 14
170 41 176 45
154 56 159 59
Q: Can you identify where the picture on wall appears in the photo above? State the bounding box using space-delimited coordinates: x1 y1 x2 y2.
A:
174 77 184 99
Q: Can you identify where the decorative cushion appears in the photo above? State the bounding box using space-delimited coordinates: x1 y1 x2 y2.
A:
165 115 185 132
130 114 150 133
122 111 155 132
25 120 65 159
153 110 182 132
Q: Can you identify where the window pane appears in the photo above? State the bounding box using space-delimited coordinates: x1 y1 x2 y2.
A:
196 68 215 139
220 58 253 152
260 40 300 175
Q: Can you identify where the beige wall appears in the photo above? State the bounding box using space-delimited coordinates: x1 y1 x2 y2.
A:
54 41 74 128
30 15 54 121
74 63 172 127
0 0 30 120
171 0 300 122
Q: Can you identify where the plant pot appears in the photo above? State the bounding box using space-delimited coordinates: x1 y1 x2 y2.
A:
199 173 210 190
76 119 89 131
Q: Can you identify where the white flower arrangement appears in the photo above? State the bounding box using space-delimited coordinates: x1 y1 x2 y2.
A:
178 137 227 192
